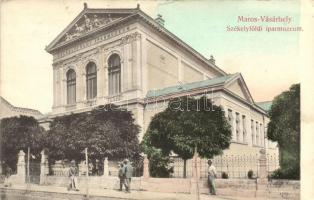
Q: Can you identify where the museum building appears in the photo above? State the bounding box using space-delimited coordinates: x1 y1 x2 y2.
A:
42 4 278 175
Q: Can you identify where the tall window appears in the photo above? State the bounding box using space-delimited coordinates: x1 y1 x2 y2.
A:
108 54 121 96
86 62 97 100
251 120 255 145
242 115 246 143
66 69 76 104
260 123 264 147
256 122 259 146
235 112 240 142
228 109 234 140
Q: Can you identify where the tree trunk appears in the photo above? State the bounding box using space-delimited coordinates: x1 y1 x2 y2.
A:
183 159 187 178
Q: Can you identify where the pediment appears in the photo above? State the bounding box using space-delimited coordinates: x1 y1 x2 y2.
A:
46 9 136 52
224 74 254 104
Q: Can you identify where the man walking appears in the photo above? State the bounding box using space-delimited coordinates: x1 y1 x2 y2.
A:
123 159 133 193
207 159 217 195
118 163 125 191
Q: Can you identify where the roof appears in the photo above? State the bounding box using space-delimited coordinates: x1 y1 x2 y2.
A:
46 4 226 76
0 96 43 117
146 74 235 98
256 101 272 112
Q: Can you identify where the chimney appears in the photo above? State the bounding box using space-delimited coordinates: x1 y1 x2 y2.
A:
209 55 215 65
84 2 88 9
155 14 165 26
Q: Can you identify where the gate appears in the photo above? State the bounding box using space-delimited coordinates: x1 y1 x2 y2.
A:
27 161 40 184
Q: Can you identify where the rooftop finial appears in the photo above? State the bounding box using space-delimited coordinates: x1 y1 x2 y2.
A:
209 55 215 64
155 14 165 26
137 3 140 9
84 2 88 9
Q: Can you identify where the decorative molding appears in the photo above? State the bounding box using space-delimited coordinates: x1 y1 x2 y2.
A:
63 14 122 43
53 26 131 61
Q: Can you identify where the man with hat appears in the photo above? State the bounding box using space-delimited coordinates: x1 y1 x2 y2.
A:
68 160 79 191
123 159 133 193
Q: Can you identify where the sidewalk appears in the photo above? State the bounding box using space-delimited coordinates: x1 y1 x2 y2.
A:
0 184 271 200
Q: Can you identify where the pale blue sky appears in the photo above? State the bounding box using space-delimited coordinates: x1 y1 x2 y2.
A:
156 0 300 59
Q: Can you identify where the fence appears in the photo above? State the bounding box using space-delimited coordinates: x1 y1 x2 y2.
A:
49 159 142 178
172 153 279 179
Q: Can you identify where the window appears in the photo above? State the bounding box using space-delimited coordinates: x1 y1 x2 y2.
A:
108 54 121 96
86 62 97 100
256 122 259 146
228 109 234 140
260 123 263 147
242 115 246 143
66 69 76 104
251 120 255 145
236 113 240 141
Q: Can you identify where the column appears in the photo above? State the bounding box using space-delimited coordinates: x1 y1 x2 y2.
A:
96 49 104 99
60 67 67 106
142 155 150 179
16 150 26 184
258 149 267 184
40 150 49 185
77 60 86 103
103 157 109 177
141 35 148 98
190 150 200 199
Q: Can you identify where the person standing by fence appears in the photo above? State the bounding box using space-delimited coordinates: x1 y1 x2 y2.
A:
118 163 125 191
68 160 79 191
123 159 133 193
207 159 217 195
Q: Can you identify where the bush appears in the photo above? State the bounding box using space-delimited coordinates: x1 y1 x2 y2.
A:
271 166 300 180
247 170 254 179
221 172 229 179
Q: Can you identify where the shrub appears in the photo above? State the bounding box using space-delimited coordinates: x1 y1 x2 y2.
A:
221 172 229 179
247 170 254 179
271 166 300 180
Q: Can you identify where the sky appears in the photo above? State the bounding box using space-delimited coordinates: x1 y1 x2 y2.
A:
0 0 301 114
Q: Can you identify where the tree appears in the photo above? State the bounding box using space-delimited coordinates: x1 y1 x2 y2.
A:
0 115 46 172
46 104 141 167
141 96 232 178
267 84 300 179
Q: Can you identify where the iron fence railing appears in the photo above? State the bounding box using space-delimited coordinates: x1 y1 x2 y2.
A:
171 153 279 179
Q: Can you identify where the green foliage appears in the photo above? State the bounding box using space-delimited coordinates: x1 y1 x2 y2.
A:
247 170 254 179
46 104 141 163
271 165 300 180
221 172 229 179
267 84 300 180
141 132 173 177
141 96 232 177
0 116 46 172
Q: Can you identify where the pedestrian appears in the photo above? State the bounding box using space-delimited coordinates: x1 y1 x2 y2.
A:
68 160 79 191
118 163 125 191
207 159 217 195
123 159 133 193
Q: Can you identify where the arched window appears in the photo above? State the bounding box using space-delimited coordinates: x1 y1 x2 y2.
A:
66 69 76 104
86 62 97 100
108 54 121 96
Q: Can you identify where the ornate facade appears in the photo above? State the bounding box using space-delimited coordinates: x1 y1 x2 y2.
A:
43 4 278 162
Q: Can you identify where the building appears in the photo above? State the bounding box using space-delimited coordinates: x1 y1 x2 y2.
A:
43 4 278 177
0 96 43 173
0 96 43 119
